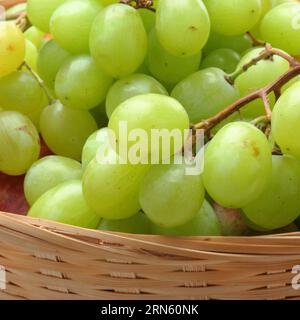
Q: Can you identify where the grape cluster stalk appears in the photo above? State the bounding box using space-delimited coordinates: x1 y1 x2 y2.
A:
120 0 155 11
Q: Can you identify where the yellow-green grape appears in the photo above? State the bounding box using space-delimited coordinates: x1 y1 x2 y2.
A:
156 0 210 57
40 101 98 161
250 0 272 38
98 0 118 5
24 26 45 48
171 68 239 124
55 55 113 110
203 122 272 208
98 211 152 234
106 73 168 118
24 155 82 206
235 47 289 119
272 82 300 159
146 29 202 89
0 22 25 78
83 154 150 220
151 200 222 236
50 0 103 54
37 40 72 90
90 4 147 78
0 111 40 176
140 159 205 228
261 2 300 56
203 0 262 36
28 180 100 229
24 40 38 71
243 155 300 230
27 0 65 32
139 8 155 33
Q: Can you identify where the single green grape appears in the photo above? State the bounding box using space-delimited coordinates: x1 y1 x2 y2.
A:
146 29 202 89
55 55 113 110
24 26 44 48
156 0 210 57
243 155 300 230
90 4 147 78
24 155 82 206
203 122 272 208
171 68 239 124
106 73 168 118
40 101 98 161
98 211 152 234
28 180 101 229
0 111 40 176
151 200 222 236
24 40 38 71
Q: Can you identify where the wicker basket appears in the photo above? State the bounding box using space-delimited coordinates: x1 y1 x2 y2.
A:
1 0 300 300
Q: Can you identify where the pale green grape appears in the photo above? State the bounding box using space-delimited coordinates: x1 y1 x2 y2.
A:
203 32 252 56
203 122 272 208
24 26 44 48
151 200 222 236
24 40 38 71
0 71 48 116
272 82 300 159
40 101 98 160
0 22 25 78
90 4 147 78
28 180 100 229
235 47 289 119
27 0 65 32
171 68 239 124
50 0 103 54
37 40 71 90
24 155 82 205
203 0 262 36
201 48 240 74
0 111 40 176
140 159 205 228
146 29 202 89
139 8 155 33
83 154 149 220
106 73 168 118
243 155 300 230
98 211 152 234
261 2 300 56
82 127 111 169
55 55 113 110
156 0 210 57
108 94 190 161
250 0 272 38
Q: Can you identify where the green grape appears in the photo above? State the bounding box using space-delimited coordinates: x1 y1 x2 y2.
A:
82 127 111 169
0 71 48 116
24 40 38 71
37 40 71 90
146 29 202 89
55 55 113 110
171 68 239 124
98 211 152 234
272 82 300 159
151 200 222 236
156 0 210 57
106 73 168 118
0 111 40 176
140 159 205 228
235 47 289 119
108 94 190 160
243 155 300 230
0 22 25 78
27 0 65 32
201 48 240 74
261 2 300 56
203 0 262 36
98 0 118 5
28 180 100 229
24 26 44 48
250 0 272 39
83 154 150 220
50 0 103 54
40 101 98 161
139 8 155 33
24 155 82 206
90 4 147 78
203 32 252 56
203 122 272 208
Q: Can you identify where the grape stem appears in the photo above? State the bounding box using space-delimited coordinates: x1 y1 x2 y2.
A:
120 0 156 11
246 31 265 47
23 62 55 106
